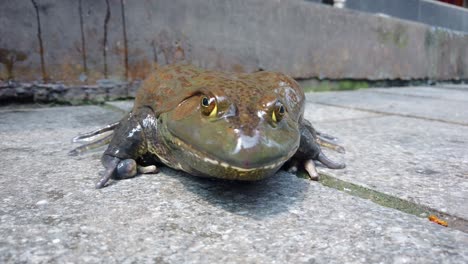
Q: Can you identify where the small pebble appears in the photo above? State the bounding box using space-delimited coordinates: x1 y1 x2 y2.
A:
36 200 48 206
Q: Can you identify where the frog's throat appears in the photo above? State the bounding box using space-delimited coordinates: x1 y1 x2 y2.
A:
161 127 295 173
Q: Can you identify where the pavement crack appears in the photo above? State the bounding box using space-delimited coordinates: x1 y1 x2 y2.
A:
120 0 129 82
30 0 48 82
317 173 468 233
315 114 388 124
371 90 468 103
103 0 111 78
78 0 88 79
151 40 158 65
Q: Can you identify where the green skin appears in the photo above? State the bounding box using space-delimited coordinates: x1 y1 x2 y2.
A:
84 64 344 188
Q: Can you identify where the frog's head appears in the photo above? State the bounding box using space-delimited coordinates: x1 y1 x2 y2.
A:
157 70 305 180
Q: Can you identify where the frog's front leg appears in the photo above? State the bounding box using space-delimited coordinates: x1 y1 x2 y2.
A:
291 120 345 180
96 107 157 189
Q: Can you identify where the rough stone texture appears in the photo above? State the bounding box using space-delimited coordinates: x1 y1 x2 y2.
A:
316 115 468 220
0 0 39 81
305 87 468 220
306 89 468 125
1 105 468 263
1 0 468 83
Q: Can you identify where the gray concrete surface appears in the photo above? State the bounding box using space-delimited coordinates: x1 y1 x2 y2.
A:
1 86 468 263
371 86 468 102
306 88 468 125
2 0 468 83
307 86 468 220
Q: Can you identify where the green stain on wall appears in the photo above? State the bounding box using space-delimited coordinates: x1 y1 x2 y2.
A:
302 80 369 92
376 23 409 49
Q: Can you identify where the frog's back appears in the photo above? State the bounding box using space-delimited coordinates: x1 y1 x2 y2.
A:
134 64 204 115
134 64 305 121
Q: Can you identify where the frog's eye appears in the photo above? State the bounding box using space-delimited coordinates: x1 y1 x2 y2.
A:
200 96 217 117
272 102 285 123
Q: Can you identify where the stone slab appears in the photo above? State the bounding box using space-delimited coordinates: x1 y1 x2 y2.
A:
1 106 468 263
371 86 468 102
306 90 468 125
2 0 468 83
316 115 468 220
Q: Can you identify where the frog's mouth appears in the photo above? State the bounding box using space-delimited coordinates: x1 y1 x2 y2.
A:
160 126 297 180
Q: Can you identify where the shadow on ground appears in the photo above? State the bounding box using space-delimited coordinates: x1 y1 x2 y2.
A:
156 168 310 220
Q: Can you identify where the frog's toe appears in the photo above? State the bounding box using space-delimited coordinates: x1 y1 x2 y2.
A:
95 158 139 189
138 165 159 174
317 152 346 169
285 160 299 174
96 156 121 189
116 159 138 179
287 165 298 174
316 135 345 154
304 159 319 181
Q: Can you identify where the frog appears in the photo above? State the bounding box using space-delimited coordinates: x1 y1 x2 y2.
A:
71 64 345 188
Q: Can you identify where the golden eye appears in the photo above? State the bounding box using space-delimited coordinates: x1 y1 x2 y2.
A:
200 96 217 117
272 102 285 122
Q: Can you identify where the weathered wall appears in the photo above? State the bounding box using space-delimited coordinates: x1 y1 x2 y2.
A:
0 0 467 84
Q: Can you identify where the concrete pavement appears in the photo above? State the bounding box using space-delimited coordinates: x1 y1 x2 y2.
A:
0 85 467 263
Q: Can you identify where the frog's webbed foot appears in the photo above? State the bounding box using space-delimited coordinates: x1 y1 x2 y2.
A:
292 120 346 181
299 154 345 181
97 155 158 189
290 153 344 181
303 119 345 154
